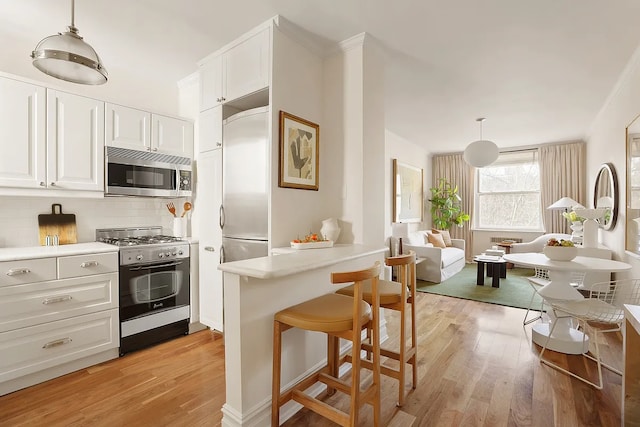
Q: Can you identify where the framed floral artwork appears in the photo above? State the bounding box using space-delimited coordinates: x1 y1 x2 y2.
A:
279 111 319 190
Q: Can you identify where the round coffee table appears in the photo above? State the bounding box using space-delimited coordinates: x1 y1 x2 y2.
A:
473 255 506 288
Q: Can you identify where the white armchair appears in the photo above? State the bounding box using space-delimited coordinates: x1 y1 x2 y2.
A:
403 231 466 283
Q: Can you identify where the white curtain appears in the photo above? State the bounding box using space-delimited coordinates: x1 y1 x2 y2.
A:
432 153 474 261
539 142 586 234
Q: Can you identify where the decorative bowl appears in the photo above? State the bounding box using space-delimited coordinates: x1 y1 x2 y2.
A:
543 245 577 261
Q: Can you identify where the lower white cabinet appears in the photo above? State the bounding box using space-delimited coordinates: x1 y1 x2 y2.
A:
0 272 118 333
0 309 118 384
197 150 223 332
0 250 119 396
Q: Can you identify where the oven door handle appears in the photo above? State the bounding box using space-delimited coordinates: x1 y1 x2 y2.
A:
127 260 184 271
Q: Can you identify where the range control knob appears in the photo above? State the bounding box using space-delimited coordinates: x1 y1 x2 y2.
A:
165 252 171 257
136 255 144 261
159 253 165 258
172 251 177 256
177 250 184 255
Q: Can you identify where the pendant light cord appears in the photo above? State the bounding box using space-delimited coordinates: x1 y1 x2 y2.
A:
70 0 75 27
476 117 486 140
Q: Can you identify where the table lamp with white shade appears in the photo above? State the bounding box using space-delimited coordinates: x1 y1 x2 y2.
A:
547 197 584 212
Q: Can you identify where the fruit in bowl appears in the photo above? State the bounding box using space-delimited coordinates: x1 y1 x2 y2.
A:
543 238 577 261
291 233 328 244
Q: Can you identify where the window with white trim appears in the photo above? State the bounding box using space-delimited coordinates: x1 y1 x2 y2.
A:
475 150 542 230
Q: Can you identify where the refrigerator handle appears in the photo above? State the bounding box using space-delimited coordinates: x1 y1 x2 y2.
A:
219 204 225 230
220 245 225 263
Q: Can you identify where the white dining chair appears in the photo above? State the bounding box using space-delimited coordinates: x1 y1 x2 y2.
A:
523 269 587 325
538 278 640 389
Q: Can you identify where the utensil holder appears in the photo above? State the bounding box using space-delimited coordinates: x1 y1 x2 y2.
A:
173 217 186 238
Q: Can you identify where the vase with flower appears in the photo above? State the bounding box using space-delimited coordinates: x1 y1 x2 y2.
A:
562 210 585 243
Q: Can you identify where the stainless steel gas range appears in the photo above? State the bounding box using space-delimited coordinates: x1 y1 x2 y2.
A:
96 226 190 355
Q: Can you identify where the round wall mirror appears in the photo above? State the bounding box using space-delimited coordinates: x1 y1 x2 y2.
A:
593 162 618 230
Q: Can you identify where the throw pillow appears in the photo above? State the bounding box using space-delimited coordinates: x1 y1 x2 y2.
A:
432 229 452 246
427 232 447 248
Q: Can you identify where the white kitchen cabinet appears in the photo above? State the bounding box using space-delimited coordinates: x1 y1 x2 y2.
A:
105 103 151 151
0 82 106 193
197 149 224 331
199 106 223 152
199 27 270 110
199 54 223 111
0 310 118 385
0 250 119 396
47 90 105 191
152 113 194 158
223 27 270 102
0 77 46 189
106 103 194 158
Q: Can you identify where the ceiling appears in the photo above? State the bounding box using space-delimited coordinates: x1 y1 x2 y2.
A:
2 0 640 154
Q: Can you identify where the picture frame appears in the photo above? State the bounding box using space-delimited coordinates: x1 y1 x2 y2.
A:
392 159 424 223
279 111 319 190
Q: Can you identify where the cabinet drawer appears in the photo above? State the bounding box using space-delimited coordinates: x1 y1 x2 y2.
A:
0 272 118 333
58 252 118 279
0 258 56 287
0 309 118 383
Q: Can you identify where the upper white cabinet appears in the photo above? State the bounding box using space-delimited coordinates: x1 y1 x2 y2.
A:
0 80 103 192
199 106 223 152
199 27 270 111
152 113 194 158
105 103 150 151
199 55 223 111
0 78 46 189
47 90 105 191
106 103 193 158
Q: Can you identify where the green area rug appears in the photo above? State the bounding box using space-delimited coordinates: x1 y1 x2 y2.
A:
416 263 544 310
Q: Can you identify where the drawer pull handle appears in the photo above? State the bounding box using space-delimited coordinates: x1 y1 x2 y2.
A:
80 261 99 268
6 268 30 276
204 246 215 252
42 337 72 349
42 295 73 305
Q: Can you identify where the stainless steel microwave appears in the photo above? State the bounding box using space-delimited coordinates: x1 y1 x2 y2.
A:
105 146 192 197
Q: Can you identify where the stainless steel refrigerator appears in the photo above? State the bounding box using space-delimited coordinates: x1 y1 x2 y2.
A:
220 106 269 262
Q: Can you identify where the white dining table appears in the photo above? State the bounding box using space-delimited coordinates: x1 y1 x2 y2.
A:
503 253 631 354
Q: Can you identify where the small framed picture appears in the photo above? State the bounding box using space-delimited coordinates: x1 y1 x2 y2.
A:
279 111 319 190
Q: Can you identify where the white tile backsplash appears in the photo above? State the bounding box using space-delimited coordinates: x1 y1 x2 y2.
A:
0 196 190 248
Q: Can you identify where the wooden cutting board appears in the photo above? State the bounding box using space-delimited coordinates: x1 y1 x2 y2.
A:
38 204 77 245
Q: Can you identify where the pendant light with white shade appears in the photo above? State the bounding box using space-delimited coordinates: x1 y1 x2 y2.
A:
31 0 107 85
463 117 499 167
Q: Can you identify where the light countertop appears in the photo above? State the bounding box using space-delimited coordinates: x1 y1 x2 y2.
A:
218 244 386 279
625 304 640 334
0 242 117 262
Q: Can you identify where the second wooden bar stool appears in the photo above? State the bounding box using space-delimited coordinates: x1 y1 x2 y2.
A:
271 262 382 426
336 251 417 407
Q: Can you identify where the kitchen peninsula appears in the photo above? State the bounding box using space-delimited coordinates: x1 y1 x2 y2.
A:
218 244 386 426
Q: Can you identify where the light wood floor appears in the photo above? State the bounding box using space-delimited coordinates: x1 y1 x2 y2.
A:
0 293 623 426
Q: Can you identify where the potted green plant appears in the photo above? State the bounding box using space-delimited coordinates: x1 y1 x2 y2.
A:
428 178 470 229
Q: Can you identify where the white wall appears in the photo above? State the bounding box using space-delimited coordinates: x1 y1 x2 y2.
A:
361 37 386 247
269 24 329 248
0 196 186 248
586 44 640 277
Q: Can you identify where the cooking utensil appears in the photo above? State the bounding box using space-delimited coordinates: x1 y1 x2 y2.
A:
38 204 77 245
167 202 176 217
181 202 192 217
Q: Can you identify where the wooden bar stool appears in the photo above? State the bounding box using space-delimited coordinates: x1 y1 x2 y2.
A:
336 251 417 407
271 262 382 427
